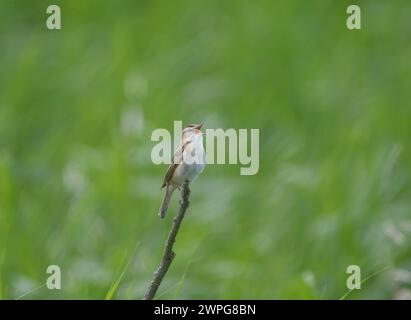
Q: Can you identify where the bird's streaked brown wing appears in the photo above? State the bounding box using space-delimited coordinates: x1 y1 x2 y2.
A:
161 163 178 189
160 141 187 189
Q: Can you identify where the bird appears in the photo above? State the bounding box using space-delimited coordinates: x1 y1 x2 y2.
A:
159 123 206 218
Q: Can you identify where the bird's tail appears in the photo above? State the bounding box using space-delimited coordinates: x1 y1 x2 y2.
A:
159 185 175 218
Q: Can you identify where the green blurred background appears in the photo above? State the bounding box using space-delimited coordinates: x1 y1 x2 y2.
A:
0 0 411 299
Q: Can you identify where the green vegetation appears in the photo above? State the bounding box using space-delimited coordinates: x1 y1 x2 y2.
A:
0 0 410 299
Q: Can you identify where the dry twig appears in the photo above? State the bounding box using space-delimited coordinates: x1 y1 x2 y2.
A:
144 180 191 300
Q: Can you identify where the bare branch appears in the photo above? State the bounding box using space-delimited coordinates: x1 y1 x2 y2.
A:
143 180 191 300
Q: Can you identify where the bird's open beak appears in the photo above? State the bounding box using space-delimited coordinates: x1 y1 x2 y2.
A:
194 123 203 130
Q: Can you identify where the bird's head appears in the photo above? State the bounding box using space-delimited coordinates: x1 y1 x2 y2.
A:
183 123 203 135
182 123 203 142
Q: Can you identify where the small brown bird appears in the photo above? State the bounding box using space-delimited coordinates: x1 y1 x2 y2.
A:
159 123 205 218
